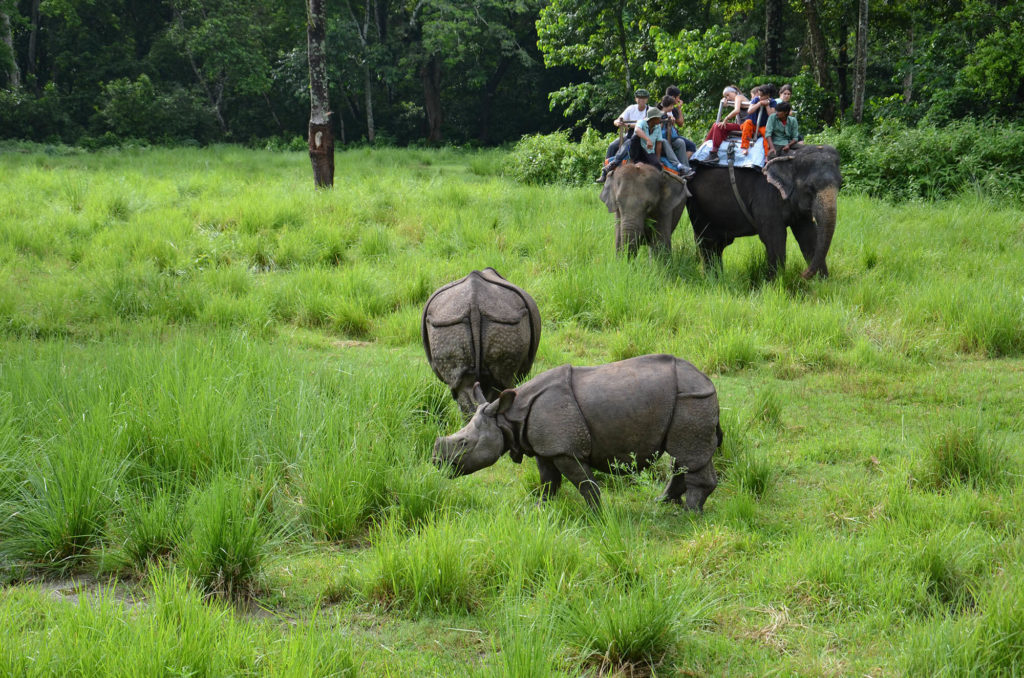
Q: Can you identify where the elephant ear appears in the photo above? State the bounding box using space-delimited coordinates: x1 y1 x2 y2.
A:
659 172 689 214
763 154 798 200
599 172 617 213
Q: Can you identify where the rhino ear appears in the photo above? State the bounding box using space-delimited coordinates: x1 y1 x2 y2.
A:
483 389 516 416
472 382 487 405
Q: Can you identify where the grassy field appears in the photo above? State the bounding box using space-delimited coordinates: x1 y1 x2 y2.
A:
1 143 1023 676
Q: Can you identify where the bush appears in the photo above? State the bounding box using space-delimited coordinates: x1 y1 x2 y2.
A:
95 75 218 144
508 129 609 186
813 119 1024 203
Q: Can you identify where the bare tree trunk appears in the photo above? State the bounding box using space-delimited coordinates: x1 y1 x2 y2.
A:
347 0 376 143
902 25 914 103
27 0 39 85
308 0 334 188
421 54 442 144
803 0 835 123
1 8 20 88
765 0 783 75
852 0 868 123
837 18 849 114
615 8 631 98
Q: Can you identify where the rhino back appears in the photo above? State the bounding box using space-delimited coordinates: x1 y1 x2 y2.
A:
571 355 679 461
422 269 538 389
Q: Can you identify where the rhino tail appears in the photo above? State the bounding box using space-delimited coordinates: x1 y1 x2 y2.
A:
716 422 724 449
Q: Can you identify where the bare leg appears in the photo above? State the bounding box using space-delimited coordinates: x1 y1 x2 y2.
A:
552 457 601 509
536 456 562 500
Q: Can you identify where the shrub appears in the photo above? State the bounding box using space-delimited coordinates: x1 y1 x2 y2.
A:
508 129 610 186
813 119 1024 203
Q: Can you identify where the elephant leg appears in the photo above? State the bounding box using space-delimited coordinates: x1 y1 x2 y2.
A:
621 226 642 258
552 456 601 509
758 226 787 280
791 220 827 277
697 237 728 271
653 218 673 256
536 456 562 500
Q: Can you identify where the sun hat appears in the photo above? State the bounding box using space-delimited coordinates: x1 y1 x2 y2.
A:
634 88 650 98
646 108 663 121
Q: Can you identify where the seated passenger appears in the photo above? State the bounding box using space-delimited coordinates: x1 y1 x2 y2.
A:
704 86 750 153
665 85 697 161
596 108 664 183
606 89 652 160
764 101 802 158
777 84 803 142
657 95 694 177
739 84 777 155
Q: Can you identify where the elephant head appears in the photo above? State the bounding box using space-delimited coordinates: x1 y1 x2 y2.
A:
764 145 842 278
600 163 690 256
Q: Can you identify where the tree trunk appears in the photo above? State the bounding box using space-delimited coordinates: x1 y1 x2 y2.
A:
837 18 849 114
802 0 834 123
615 7 632 98
478 56 511 144
765 0 783 76
307 0 334 188
1 9 20 88
852 0 868 123
902 25 914 103
421 54 442 144
27 0 39 85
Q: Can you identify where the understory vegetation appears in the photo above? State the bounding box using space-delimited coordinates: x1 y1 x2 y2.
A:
1 145 1023 675
510 120 1024 204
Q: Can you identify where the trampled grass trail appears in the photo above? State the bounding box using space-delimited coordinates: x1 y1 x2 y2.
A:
1 144 1023 675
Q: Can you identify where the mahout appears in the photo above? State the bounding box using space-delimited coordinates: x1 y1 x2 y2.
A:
432 354 722 511
421 268 541 416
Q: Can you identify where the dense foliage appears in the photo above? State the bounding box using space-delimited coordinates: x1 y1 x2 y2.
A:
0 0 1021 145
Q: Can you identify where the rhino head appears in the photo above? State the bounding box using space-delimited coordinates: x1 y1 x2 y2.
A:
432 384 516 476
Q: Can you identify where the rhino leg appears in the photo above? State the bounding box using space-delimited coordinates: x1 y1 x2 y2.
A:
683 463 717 512
536 456 562 500
551 457 600 509
656 458 687 504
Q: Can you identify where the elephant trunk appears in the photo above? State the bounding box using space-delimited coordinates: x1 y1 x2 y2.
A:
617 214 646 257
804 185 838 279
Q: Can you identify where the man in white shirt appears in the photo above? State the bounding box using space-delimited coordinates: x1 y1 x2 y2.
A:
605 89 651 160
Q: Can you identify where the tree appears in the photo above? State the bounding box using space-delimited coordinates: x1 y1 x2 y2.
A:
764 0 783 76
307 0 333 187
852 0 868 122
0 1 19 87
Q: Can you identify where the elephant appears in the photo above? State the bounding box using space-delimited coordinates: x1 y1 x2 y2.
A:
422 268 541 416
686 144 841 279
599 162 690 257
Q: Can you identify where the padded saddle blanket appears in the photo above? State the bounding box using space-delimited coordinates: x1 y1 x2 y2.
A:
691 137 767 169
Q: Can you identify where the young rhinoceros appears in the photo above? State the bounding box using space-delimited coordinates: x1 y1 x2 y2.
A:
432 354 722 511
422 268 541 416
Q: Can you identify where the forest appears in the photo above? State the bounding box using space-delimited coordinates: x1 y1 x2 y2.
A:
1 0 1022 147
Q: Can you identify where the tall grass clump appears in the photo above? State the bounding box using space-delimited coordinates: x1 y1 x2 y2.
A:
560 574 706 674
177 475 269 598
297 444 390 542
1 445 121 574
119 489 181 571
367 515 480 615
918 422 1007 491
482 605 566 678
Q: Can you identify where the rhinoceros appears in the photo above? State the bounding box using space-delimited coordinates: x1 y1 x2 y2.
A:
432 354 722 511
422 268 541 415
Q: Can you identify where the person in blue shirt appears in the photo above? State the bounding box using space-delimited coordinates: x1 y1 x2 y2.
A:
739 83 777 155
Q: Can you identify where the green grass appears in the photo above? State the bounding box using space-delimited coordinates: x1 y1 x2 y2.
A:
0 144 1023 674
